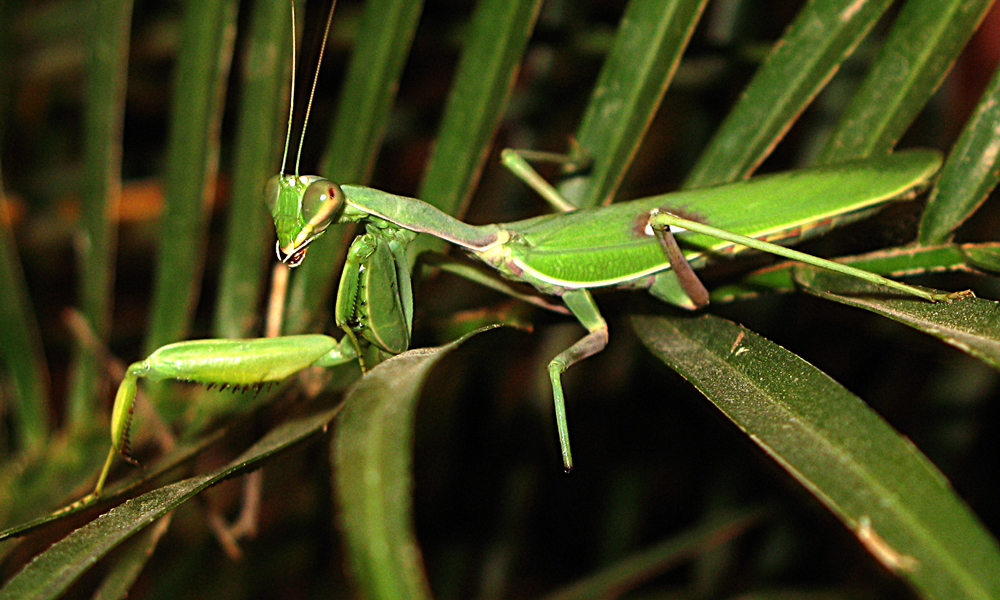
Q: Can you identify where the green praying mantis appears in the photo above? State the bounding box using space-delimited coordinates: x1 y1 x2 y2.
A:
77 5 970 505
85 146 965 500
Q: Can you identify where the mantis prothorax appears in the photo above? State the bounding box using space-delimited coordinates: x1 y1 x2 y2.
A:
78 4 968 504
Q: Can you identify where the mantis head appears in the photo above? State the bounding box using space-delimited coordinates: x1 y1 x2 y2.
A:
264 174 346 267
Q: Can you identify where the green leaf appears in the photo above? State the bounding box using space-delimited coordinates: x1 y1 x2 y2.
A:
685 0 894 187
91 514 172 600
418 0 541 217
560 0 708 207
819 0 996 162
711 242 998 302
918 62 1000 244
213 0 300 339
0 191 49 452
795 266 1000 371
0 406 340 600
332 329 496 600
66 0 132 426
144 0 238 353
633 311 1000 600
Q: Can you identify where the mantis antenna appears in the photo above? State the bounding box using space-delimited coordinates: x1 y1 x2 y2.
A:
280 0 338 178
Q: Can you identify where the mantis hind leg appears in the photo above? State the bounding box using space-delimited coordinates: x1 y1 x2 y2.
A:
649 215 710 309
550 288 609 472
648 210 958 304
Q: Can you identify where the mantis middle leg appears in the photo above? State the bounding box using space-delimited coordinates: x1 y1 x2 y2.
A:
550 288 608 472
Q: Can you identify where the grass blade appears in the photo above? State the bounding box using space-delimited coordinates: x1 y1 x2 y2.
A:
144 0 237 353
0 190 49 452
213 0 300 339
65 0 132 427
418 0 542 217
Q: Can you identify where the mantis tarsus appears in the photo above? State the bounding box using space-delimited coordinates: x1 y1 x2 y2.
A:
78 4 970 504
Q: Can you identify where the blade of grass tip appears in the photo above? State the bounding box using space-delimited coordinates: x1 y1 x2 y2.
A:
144 0 238 355
213 0 301 339
0 179 50 453
321 0 424 185
918 61 1000 245
684 0 894 188
634 312 1000 600
285 0 425 335
819 0 996 163
560 0 708 209
66 0 132 430
417 0 542 221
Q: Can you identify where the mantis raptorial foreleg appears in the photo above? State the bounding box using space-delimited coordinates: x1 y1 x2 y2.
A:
81 335 359 501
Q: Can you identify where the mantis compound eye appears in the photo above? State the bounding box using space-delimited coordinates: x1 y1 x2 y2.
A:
301 179 345 236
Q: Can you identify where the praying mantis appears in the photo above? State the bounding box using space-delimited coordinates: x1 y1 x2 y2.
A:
76 4 970 505
83 144 964 501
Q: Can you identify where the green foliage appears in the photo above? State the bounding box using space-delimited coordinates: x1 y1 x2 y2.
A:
2 0 999 598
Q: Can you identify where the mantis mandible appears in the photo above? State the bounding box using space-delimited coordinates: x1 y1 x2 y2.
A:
78 2 967 504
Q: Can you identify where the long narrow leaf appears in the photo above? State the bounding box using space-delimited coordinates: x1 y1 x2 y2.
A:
711 242 999 302
333 329 496 600
418 0 542 217
633 311 1000 600
144 0 237 353
918 62 1000 244
561 0 708 208
65 0 132 426
818 0 995 162
795 267 1000 370
684 0 894 187
0 406 341 600
213 0 300 339
0 183 49 451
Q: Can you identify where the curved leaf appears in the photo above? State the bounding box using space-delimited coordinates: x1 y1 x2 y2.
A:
332 328 496 600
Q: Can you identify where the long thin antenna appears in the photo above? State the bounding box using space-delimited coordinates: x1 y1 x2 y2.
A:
280 0 299 177
294 0 337 178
